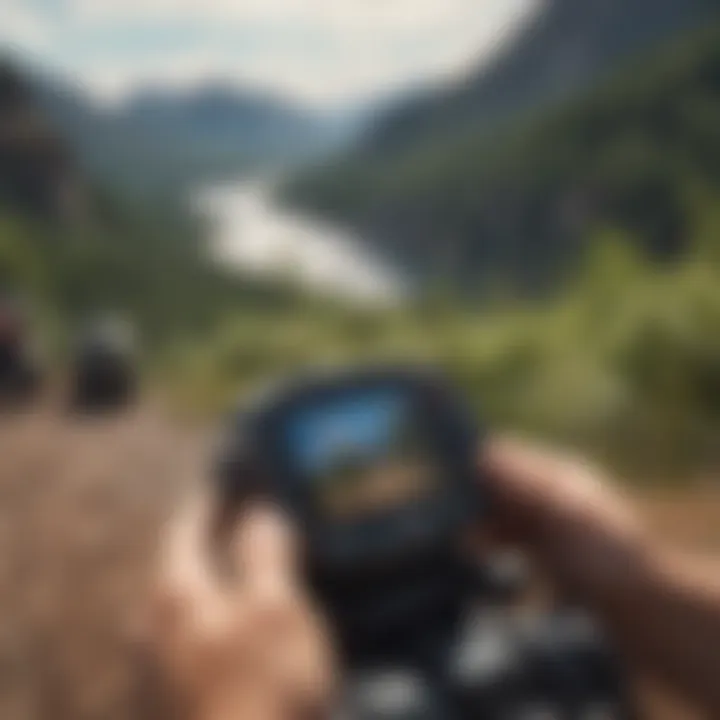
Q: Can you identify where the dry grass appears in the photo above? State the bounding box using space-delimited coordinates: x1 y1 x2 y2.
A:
0 405 717 719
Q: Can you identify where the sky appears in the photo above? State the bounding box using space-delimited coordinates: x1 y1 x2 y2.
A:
1 0 539 108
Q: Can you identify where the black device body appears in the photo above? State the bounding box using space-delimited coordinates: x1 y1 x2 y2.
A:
215 365 632 719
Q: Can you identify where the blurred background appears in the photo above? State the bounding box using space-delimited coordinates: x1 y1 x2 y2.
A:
1 0 720 717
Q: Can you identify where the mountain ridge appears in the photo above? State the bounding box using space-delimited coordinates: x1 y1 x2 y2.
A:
363 0 720 161
287 14 720 293
19 62 339 194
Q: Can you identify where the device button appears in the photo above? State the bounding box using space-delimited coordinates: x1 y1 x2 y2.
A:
347 668 442 720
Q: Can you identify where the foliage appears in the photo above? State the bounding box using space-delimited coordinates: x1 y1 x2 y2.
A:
0 192 299 360
162 229 720 481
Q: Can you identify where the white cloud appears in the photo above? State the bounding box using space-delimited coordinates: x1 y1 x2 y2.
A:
70 0 527 33
0 0 53 51
2 0 541 107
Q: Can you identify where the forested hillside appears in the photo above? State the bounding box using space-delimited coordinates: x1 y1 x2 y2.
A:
289 21 720 292
363 0 720 164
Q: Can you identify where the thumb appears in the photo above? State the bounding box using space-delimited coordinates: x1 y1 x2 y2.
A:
233 503 301 597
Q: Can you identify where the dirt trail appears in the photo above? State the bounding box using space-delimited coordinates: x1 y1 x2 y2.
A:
0 403 717 720
0 403 205 720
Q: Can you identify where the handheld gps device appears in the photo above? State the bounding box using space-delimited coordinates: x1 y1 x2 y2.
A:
215 364 633 720
218 365 479 567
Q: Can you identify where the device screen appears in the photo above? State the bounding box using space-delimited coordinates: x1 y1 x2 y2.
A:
285 389 440 520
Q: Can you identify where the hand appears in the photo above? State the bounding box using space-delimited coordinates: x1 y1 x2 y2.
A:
480 437 720 714
151 498 335 720
480 436 652 607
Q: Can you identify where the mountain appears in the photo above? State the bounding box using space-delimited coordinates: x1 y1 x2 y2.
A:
0 59 292 340
28 70 339 195
117 85 338 170
287 18 720 293
363 0 720 161
124 85 312 138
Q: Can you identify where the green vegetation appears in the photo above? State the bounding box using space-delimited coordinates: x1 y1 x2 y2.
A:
163 229 720 482
0 194 299 360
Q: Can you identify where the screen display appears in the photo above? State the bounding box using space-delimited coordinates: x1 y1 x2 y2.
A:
285 389 440 520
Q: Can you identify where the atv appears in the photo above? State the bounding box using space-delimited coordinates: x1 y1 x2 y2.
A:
69 318 138 413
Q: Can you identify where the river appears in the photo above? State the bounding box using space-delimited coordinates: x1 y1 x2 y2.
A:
196 180 410 306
